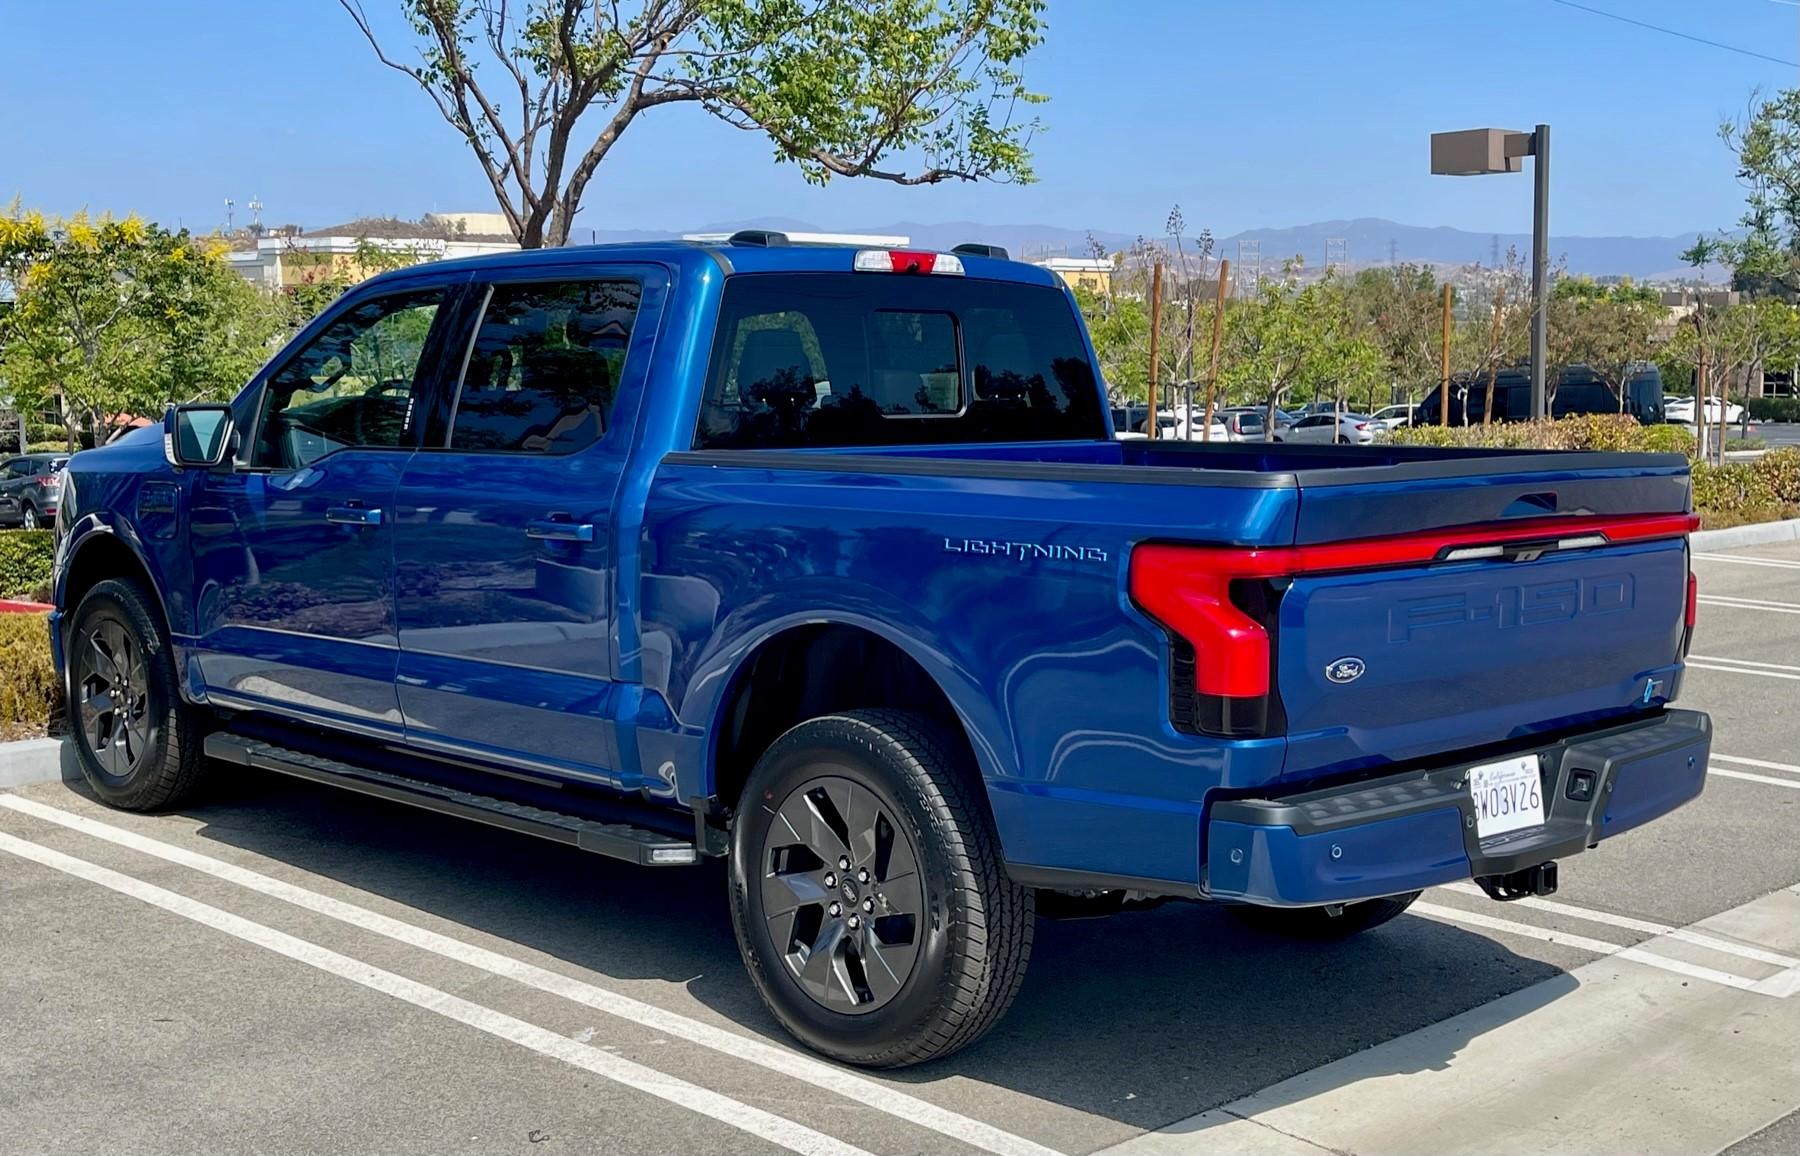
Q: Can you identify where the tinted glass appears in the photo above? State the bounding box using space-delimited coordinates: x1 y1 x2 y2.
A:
696 274 1104 449
1551 382 1619 417
451 279 641 454
255 289 444 468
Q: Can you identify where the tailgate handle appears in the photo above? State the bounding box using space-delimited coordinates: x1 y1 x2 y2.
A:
1504 492 1558 517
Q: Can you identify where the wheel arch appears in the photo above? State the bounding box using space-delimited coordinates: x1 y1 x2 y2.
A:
703 618 1004 832
59 519 175 646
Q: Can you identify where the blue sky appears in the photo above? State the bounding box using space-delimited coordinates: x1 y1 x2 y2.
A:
2 0 1795 240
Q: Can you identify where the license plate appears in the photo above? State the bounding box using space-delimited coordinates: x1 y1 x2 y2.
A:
1467 755 1546 839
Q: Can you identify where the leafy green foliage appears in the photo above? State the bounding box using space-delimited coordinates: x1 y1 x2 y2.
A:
342 0 1046 247
0 612 57 736
0 206 286 445
0 530 55 601
1749 396 1800 422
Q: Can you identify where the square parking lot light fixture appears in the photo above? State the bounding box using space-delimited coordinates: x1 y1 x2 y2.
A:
1430 124 1550 422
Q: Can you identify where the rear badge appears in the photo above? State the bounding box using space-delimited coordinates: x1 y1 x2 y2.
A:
1325 657 1366 684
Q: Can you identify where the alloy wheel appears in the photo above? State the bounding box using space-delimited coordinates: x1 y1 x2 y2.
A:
760 775 924 1014
76 617 152 779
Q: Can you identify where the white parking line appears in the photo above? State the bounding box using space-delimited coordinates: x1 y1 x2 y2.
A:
1711 767 1800 791
1437 882 1800 968
1697 595 1800 615
0 830 872 1156
1691 655 1800 674
0 794 1065 1156
1694 552 1800 569
1413 900 1767 992
1686 661 1800 681
1714 753 1800 776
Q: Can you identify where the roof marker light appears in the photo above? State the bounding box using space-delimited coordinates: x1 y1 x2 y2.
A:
853 249 964 275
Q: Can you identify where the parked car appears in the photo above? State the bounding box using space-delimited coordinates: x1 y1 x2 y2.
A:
1286 412 1376 444
1368 404 1417 430
51 236 1712 1068
0 452 69 529
1665 395 1744 426
1218 407 1282 442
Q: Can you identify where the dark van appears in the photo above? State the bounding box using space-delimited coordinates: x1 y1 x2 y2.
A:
1419 364 1665 426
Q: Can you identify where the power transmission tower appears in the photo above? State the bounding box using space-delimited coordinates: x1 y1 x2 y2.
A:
1388 238 1399 266
1326 237 1348 275
1490 234 1501 267
1235 239 1261 297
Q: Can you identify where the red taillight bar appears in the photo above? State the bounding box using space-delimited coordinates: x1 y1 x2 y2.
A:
1130 512 1700 703
1686 571 1699 631
1179 512 1701 581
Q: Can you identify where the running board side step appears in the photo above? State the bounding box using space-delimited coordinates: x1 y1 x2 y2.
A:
203 734 700 867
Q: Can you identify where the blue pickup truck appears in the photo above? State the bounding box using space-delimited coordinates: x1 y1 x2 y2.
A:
49 234 1712 1067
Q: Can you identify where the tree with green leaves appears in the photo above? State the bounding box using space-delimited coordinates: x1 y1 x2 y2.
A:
1219 269 1379 436
1547 277 1663 411
1718 88 1800 298
0 207 285 449
340 0 1047 248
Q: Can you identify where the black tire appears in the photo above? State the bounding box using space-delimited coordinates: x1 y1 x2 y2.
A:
729 709 1033 1068
21 503 41 530
67 578 209 811
1228 891 1421 940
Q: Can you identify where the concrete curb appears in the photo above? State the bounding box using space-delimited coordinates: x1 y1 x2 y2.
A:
1691 517 1800 552
0 737 74 790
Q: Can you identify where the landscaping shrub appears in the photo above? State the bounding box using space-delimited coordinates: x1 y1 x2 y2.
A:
1747 396 1800 423
1753 446 1800 505
1387 414 1688 453
24 441 69 454
0 530 56 601
0 612 57 738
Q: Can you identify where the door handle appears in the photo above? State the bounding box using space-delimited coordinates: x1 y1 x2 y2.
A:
526 517 596 543
326 505 383 526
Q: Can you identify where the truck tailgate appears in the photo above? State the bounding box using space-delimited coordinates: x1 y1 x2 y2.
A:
1277 535 1690 778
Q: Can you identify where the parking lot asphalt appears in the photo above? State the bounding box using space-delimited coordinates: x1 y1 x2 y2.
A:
3 542 1799 1155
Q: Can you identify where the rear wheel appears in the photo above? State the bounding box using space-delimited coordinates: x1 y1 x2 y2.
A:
21 503 40 530
1228 891 1420 940
729 709 1033 1067
68 579 210 811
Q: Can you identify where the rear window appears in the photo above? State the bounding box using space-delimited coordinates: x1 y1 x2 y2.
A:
1551 382 1619 417
695 273 1105 449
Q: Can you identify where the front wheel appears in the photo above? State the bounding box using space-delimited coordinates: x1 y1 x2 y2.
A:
729 709 1033 1068
67 578 210 810
1228 891 1420 940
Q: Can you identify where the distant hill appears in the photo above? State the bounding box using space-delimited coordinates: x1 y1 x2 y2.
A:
584 215 1714 279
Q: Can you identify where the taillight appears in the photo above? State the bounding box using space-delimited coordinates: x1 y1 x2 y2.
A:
1131 545 1280 737
852 249 964 275
31 475 54 486
1354 422 1369 431
1681 571 1698 658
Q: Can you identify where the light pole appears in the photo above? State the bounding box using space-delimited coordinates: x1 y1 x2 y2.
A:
1431 125 1551 420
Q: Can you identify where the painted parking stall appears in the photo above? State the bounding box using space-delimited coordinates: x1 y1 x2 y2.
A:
4 537 1800 1154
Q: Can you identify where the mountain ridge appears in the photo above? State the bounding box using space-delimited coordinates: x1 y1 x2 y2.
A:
581 214 1714 278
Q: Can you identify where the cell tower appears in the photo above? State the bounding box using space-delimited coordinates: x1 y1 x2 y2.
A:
1325 237 1348 275
224 198 235 232
1235 239 1261 296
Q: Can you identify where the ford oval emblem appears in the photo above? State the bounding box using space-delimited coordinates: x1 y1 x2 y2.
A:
1325 657 1366 684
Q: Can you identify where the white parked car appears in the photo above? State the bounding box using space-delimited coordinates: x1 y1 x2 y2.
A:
1665 396 1744 425
1368 404 1417 431
1287 412 1377 444
1218 407 1283 442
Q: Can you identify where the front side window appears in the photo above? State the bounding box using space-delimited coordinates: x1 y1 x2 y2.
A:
449 279 641 454
253 289 444 469
697 273 1104 449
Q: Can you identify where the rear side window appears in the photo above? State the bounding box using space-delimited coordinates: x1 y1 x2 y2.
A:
696 273 1104 449
450 279 641 454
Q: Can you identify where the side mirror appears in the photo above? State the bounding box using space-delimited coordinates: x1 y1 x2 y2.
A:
165 404 236 469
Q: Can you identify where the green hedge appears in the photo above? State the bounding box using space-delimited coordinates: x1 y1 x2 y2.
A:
0 530 56 602
1747 397 1800 423
1387 414 1694 453
0 612 56 736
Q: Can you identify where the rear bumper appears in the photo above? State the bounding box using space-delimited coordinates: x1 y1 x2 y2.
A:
1204 709 1711 907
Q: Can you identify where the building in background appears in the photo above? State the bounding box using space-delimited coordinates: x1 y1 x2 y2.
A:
227 213 519 290
1030 256 1114 294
